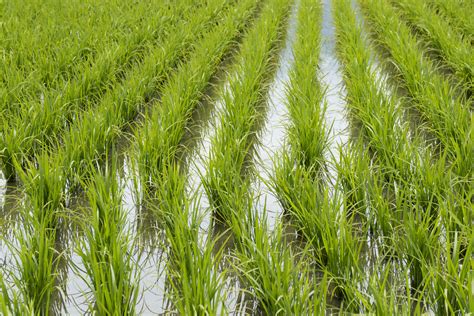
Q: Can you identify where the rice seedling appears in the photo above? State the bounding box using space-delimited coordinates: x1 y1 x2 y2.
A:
274 155 366 310
332 0 413 228
391 0 473 96
432 202 472 313
285 0 328 174
231 206 318 315
148 165 228 314
3 154 66 315
271 0 327 251
355 259 415 314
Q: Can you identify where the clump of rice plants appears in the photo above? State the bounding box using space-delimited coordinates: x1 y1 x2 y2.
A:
150 165 228 314
5 154 65 315
74 160 140 315
231 204 319 315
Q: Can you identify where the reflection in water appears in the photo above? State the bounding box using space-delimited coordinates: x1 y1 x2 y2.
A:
122 157 168 314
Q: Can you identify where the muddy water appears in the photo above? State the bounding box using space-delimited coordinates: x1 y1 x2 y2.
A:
0 175 6 269
0 174 11 288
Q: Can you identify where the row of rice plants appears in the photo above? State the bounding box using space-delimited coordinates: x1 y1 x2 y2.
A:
74 161 140 314
334 0 471 312
132 0 262 312
359 0 472 180
390 0 473 96
332 0 407 234
1 155 66 314
203 0 291 221
271 0 368 311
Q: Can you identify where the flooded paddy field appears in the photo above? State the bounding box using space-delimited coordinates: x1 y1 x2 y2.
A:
0 0 472 314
